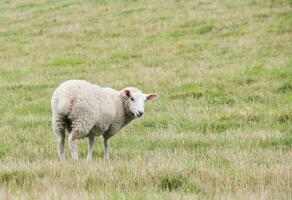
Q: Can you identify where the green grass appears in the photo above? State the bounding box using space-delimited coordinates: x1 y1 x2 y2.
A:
0 0 291 199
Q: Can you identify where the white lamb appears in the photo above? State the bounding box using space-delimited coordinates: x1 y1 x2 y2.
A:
51 80 158 160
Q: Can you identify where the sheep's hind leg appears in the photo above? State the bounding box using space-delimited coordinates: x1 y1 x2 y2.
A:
68 116 94 160
57 134 66 161
52 115 66 161
68 131 82 160
103 134 110 160
87 135 95 160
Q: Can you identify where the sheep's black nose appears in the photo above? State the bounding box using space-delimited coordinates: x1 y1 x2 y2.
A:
138 111 144 117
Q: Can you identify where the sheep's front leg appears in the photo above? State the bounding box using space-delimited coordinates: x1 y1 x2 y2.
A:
103 136 110 160
87 135 95 160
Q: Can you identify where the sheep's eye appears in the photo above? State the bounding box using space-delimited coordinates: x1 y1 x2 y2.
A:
144 99 147 103
130 97 134 101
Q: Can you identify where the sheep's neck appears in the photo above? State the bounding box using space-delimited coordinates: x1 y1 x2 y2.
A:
107 96 133 136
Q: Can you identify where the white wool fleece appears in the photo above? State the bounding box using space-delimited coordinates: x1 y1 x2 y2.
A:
51 80 158 160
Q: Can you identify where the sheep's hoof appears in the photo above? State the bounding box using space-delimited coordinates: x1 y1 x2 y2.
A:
86 157 93 161
72 156 79 161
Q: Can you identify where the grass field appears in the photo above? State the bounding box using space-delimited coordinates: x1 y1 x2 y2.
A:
0 0 291 199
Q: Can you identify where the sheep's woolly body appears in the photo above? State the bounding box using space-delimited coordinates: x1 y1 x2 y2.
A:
51 80 132 139
51 80 158 160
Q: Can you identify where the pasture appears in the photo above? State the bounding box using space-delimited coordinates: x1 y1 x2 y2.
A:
0 0 291 199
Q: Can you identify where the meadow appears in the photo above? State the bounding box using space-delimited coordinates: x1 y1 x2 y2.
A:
0 0 291 199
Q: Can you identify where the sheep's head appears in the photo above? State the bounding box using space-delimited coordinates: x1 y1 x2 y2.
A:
121 87 158 119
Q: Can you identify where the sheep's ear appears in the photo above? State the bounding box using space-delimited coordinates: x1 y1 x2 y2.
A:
124 90 131 98
146 93 159 101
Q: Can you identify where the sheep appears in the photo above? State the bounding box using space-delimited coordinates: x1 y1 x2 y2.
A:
51 80 158 160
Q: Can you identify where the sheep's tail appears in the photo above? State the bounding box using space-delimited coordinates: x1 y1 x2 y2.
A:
51 93 73 116
57 97 72 115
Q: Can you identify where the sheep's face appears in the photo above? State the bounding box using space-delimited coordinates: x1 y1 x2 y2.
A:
121 87 158 119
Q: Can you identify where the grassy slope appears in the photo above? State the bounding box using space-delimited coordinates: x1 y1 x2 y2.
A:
0 0 291 199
